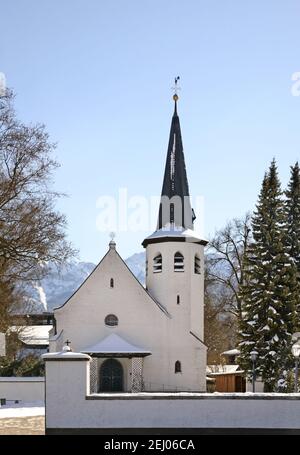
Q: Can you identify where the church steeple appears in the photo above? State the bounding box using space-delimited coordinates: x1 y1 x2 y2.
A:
157 80 195 231
142 81 206 248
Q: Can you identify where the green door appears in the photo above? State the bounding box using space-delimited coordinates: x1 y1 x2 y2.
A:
99 359 123 392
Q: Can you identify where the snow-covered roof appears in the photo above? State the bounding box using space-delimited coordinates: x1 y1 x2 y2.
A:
222 349 240 356
81 333 152 357
43 350 91 360
142 227 208 246
206 365 243 375
10 325 52 346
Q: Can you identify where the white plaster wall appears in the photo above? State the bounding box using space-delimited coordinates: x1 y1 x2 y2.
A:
48 397 300 430
0 377 45 402
246 378 265 393
51 246 206 392
45 358 300 430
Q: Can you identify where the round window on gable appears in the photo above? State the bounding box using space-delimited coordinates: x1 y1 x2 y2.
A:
105 314 118 327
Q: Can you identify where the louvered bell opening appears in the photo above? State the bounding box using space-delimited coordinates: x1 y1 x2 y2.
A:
174 252 184 272
153 254 162 273
194 255 201 274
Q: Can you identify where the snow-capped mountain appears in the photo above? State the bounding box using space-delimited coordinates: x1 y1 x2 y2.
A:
124 252 146 285
24 252 146 312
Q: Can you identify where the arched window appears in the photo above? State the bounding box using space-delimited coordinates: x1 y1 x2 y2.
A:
175 361 182 373
174 252 184 272
153 253 162 273
105 314 118 327
177 295 180 305
110 278 114 288
194 254 201 274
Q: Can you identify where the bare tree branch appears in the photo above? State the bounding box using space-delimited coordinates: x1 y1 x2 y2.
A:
0 89 77 326
207 213 252 319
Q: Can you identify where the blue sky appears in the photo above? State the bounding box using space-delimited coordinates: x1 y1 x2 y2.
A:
1 1 300 262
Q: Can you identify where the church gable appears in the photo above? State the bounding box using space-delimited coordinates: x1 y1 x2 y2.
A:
54 241 169 318
52 241 172 354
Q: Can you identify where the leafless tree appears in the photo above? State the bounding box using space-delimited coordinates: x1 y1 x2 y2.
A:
207 213 252 319
0 89 76 283
0 88 76 345
204 259 237 364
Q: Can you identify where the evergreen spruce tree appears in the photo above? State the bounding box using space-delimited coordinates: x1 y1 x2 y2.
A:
238 175 269 374
239 160 298 392
285 162 300 326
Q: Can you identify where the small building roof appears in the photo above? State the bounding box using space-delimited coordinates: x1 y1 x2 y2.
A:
222 349 240 356
10 325 52 346
206 365 243 375
81 333 152 358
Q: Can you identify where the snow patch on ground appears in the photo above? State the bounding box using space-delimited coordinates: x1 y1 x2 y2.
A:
0 401 45 419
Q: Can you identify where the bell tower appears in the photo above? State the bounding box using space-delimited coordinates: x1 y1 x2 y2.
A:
142 83 207 340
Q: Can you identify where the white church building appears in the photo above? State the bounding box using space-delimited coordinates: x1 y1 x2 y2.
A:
49 93 208 393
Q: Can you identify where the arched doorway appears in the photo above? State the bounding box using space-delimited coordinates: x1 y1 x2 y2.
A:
99 359 124 392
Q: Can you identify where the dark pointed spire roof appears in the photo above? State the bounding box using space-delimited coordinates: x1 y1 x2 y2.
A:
142 87 207 248
161 97 190 199
157 94 195 230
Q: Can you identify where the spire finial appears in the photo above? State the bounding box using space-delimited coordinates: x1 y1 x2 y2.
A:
172 76 180 103
109 231 116 249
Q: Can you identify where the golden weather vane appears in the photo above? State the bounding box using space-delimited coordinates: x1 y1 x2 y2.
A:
172 76 181 101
